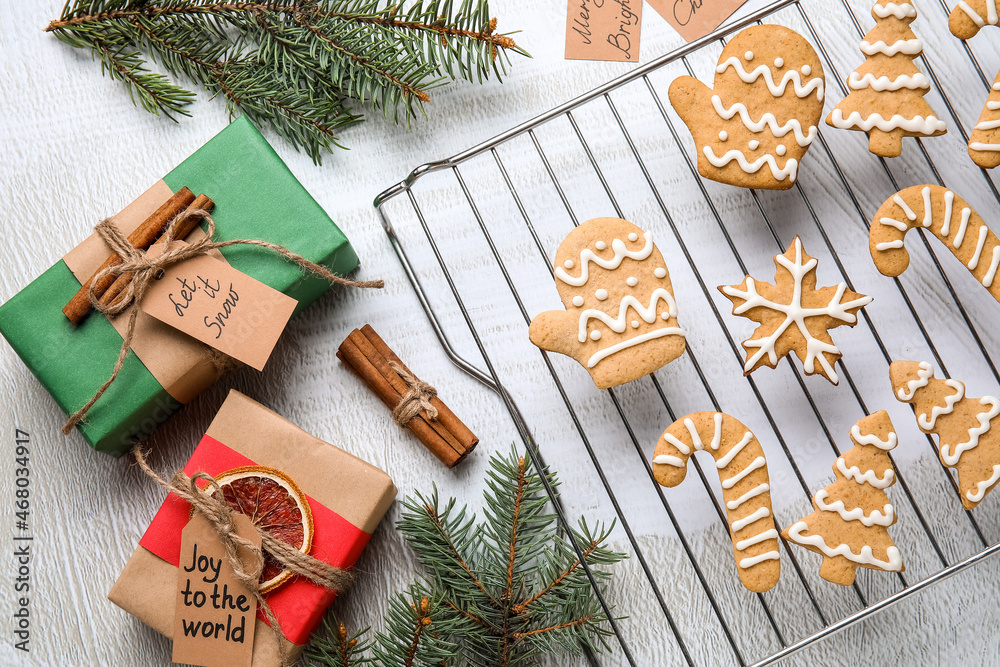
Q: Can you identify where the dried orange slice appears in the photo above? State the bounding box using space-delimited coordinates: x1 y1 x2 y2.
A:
208 465 314 594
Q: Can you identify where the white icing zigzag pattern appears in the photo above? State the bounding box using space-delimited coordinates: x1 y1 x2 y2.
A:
555 231 653 286
716 57 825 100
829 109 947 135
848 72 930 91
873 2 917 18
702 146 799 182
710 95 817 146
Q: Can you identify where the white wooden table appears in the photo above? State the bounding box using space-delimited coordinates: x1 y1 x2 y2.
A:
1 1 999 665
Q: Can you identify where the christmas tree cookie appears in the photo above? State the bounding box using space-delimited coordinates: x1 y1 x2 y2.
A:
783 411 904 586
719 236 872 385
529 218 686 389
890 360 1000 509
827 0 946 157
869 185 1000 304
668 25 826 190
652 412 780 592
949 0 1000 168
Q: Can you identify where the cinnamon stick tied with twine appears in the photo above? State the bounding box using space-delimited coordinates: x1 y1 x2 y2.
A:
134 447 352 667
337 325 478 468
63 187 197 325
62 208 383 435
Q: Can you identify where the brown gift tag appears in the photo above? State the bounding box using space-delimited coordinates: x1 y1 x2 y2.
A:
647 0 749 43
565 0 642 62
141 243 297 371
172 513 261 667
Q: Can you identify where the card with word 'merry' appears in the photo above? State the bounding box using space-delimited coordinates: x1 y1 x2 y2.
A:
647 0 750 43
565 0 642 62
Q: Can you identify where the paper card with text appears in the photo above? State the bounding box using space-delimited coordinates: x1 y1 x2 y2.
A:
565 0 642 62
141 244 297 371
647 0 748 43
172 513 261 667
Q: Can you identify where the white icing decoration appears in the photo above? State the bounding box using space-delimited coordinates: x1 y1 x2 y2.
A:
975 119 1000 130
652 454 684 467
848 72 930 92
626 276 638 287
776 144 787 156
774 57 784 68
787 522 903 571
748 140 760 150
703 146 798 182
595 288 609 301
897 361 933 400
631 320 639 328
982 247 1000 287
955 207 972 248
726 483 769 510
596 241 607 250
556 231 653 287
918 379 964 429
572 296 585 307
967 464 1000 503
731 506 770 532
721 238 871 384
828 109 946 135
802 65 812 76
628 232 638 242
837 456 894 489
814 489 895 527
717 432 754 468
715 57 825 100
873 2 917 18
893 194 917 221
739 551 781 569
879 217 908 231
586 327 684 368
958 0 998 26
578 288 676 342
711 96 817 146
663 432 690 455
745 50 754 60
590 330 601 341
969 226 989 270
654 267 667 278
942 191 954 237
876 240 905 250
922 187 933 228
859 38 923 56
970 142 1000 152
736 529 779 550
939 397 1000 466
850 425 898 450
721 456 766 489
719 130 729 141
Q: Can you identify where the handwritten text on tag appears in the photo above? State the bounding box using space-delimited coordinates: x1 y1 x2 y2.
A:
565 0 642 63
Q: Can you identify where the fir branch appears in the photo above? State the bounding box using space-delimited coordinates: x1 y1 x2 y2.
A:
46 0 526 161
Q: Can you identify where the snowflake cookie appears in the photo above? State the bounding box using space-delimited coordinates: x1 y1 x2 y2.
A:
528 217 685 389
668 25 825 190
782 410 904 586
890 360 1000 509
652 412 780 592
719 236 872 385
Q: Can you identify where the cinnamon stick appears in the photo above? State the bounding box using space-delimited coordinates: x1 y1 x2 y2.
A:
337 326 478 467
99 193 215 309
63 187 196 325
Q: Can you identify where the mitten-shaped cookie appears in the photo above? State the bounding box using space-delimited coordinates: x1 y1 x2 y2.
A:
529 218 685 389
668 25 825 190
652 412 780 592
890 360 1000 509
869 185 1000 303
827 0 946 157
783 411 904 586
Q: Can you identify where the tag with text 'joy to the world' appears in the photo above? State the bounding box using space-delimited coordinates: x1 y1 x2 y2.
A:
647 0 749 43
172 512 262 667
141 243 297 371
565 0 642 62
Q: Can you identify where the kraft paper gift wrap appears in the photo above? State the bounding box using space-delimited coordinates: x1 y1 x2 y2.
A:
109 390 397 666
0 117 360 456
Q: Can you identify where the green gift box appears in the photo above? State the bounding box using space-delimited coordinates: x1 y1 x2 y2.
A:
0 118 359 457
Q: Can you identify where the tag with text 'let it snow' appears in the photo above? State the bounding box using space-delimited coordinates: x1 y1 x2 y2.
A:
141 243 297 371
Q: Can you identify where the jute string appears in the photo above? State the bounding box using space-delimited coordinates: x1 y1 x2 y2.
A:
388 360 439 425
62 209 383 434
134 446 353 666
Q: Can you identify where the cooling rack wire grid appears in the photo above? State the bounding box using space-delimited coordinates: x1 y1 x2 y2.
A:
374 0 1000 664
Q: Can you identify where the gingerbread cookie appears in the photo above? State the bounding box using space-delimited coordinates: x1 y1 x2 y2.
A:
890 360 1000 509
949 0 998 38
668 25 825 190
783 411 904 586
652 412 780 592
529 218 685 389
719 236 872 385
869 185 1000 304
968 72 1000 168
827 0 946 157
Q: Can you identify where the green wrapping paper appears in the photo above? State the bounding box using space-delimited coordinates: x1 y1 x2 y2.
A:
0 118 359 456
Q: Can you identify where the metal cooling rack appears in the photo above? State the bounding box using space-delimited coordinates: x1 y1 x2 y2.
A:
374 0 1000 664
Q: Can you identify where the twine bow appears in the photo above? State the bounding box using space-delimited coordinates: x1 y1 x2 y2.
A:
62 209 383 434
389 360 439 425
134 447 353 667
